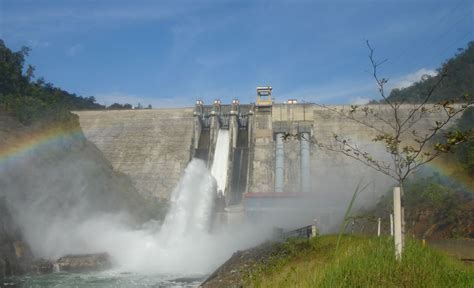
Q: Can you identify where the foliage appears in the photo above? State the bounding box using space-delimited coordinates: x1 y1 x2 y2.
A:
289 41 473 189
373 174 474 238
335 180 369 254
0 40 168 223
312 41 473 185
107 103 133 110
0 39 104 125
244 237 320 285
247 236 474 287
386 41 474 103
453 107 474 174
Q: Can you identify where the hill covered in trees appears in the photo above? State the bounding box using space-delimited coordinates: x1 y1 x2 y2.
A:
0 40 105 125
352 42 474 239
386 41 474 103
0 40 166 277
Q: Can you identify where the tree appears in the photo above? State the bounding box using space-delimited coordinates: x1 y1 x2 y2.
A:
453 107 474 174
0 40 105 124
107 103 124 110
289 41 473 257
385 41 474 104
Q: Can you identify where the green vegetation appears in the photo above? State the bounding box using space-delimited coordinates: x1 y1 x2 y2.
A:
372 173 473 238
336 180 369 254
245 236 474 287
386 41 473 103
107 103 133 110
365 45 474 237
0 39 167 223
374 106 474 238
0 39 104 125
453 107 474 175
348 106 474 238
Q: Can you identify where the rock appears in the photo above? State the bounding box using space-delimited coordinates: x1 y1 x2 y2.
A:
56 253 111 272
31 259 54 274
0 258 6 277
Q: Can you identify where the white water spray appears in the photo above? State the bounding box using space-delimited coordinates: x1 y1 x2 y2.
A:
6 153 270 276
211 129 230 195
160 159 216 239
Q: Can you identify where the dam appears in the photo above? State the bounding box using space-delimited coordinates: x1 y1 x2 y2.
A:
74 87 457 229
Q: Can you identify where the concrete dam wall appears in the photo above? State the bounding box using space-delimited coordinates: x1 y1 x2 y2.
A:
74 109 195 199
75 103 458 227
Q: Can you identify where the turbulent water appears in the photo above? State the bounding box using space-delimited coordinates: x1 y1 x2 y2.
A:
6 270 206 287
5 158 269 287
210 129 230 196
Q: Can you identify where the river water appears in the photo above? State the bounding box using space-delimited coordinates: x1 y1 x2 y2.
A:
4 270 206 287
1 144 245 287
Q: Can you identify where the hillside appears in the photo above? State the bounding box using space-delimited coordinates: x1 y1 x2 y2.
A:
0 39 104 125
0 40 165 277
202 236 474 287
386 41 474 103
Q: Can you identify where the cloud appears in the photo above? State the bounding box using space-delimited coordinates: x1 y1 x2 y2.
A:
1 2 199 42
66 44 83 57
27 40 51 48
351 96 371 105
389 68 438 90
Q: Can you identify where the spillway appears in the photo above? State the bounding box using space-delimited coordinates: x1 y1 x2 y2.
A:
160 159 216 237
229 128 249 205
211 129 230 196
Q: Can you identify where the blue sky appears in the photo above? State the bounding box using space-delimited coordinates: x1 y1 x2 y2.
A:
1 0 473 107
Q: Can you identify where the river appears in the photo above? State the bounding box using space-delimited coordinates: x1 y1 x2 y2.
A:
4 271 207 287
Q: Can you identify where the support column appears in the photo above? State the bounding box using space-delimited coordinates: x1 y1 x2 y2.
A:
208 101 221 166
193 100 204 149
300 132 311 193
229 100 239 149
275 133 284 193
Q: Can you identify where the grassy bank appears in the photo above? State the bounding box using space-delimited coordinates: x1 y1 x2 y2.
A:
245 236 474 287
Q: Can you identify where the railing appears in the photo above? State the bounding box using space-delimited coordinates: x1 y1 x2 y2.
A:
283 225 315 239
273 224 318 241
219 115 229 128
200 116 211 128
238 115 248 128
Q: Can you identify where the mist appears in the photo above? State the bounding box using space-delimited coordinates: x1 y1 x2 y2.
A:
1 144 272 275
0 126 396 277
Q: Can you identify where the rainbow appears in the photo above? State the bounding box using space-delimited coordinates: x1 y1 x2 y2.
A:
428 158 474 192
0 124 83 166
1 121 471 192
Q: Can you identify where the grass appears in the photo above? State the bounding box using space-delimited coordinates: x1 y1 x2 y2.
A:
245 235 474 288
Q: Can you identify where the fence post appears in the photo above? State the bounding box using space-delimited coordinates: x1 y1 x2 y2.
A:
390 213 394 236
377 217 381 237
394 187 403 260
311 219 318 238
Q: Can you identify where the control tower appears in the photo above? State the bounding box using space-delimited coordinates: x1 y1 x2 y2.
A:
256 86 273 106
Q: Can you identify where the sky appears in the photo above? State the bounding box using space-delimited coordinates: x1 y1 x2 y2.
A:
1 0 473 108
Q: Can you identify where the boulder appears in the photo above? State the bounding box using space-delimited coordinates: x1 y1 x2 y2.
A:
56 253 111 272
31 258 54 274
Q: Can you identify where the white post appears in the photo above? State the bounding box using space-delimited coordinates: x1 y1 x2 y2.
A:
393 187 402 260
390 213 394 236
311 219 318 238
377 217 381 237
